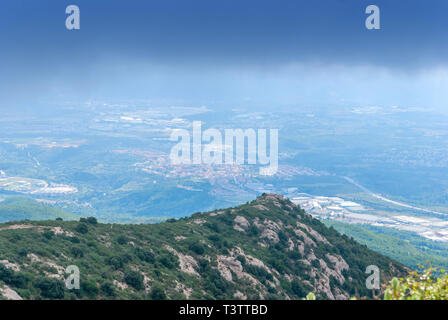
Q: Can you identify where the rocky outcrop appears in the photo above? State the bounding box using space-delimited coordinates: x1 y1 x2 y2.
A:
165 246 200 277
233 216 250 232
0 285 22 300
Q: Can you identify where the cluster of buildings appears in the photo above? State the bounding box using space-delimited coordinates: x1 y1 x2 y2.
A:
289 193 448 242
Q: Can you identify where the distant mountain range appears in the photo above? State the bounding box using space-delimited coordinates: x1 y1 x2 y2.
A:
0 194 408 300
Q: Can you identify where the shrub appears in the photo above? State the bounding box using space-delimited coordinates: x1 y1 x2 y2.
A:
135 248 155 263
217 214 233 226
244 264 273 281
207 234 229 249
248 225 260 236
121 253 133 263
86 217 98 225
304 292 316 300
0 264 13 281
9 273 28 288
236 255 246 266
116 235 128 245
124 270 144 291
107 256 124 270
75 223 88 234
206 222 221 233
291 279 310 298
42 231 54 240
36 278 65 299
71 246 84 258
0 265 28 288
278 231 288 243
18 248 29 257
287 251 301 260
100 282 116 297
198 259 230 299
188 242 205 255
81 280 99 298
158 252 178 269
70 236 80 243
311 260 321 269
150 285 166 300
383 267 448 300
268 258 287 274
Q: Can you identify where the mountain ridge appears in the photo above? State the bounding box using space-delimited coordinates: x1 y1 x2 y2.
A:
0 193 408 300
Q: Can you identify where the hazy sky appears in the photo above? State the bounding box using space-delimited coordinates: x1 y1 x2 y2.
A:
0 0 447 109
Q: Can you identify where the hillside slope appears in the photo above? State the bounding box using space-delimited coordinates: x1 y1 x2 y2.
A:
0 197 81 222
324 220 448 270
0 194 408 300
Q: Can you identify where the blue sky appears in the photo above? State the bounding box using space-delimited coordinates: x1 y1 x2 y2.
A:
0 0 446 109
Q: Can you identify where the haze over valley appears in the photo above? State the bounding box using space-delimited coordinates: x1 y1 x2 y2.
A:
1 102 447 248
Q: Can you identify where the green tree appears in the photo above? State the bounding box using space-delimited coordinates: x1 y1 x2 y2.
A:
188 242 205 255
150 285 167 300
124 270 144 291
82 280 99 298
100 282 116 297
75 223 88 234
86 217 98 225
36 278 65 299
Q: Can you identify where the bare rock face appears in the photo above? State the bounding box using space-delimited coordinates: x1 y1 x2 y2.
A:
51 226 74 237
113 279 128 290
216 255 260 288
296 222 330 245
0 285 22 300
253 217 281 243
27 253 65 279
233 290 247 300
294 229 316 247
192 219 206 225
253 204 269 211
261 228 280 243
210 210 225 216
165 246 200 277
216 255 240 282
0 260 21 272
233 216 250 232
259 194 285 208
326 254 350 275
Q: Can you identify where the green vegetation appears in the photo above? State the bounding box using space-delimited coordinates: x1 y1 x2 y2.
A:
0 198 81 222
0 194 407 300
324 220 448 270
383 267 448 300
